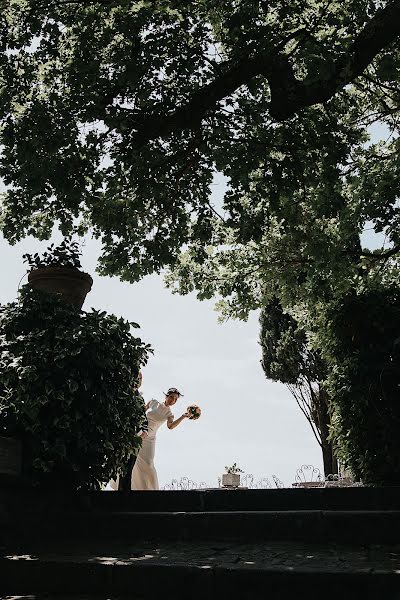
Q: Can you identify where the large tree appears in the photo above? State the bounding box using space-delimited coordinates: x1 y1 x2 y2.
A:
260 298 338 477
1 0 399 483
0 0 399 299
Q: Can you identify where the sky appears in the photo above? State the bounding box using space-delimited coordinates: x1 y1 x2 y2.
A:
0 221 322 489
0 124 389 490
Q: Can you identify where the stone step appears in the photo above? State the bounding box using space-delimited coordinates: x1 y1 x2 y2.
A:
1 540 400 600
3 510 400 545
84 485 400 512
3 487 400 516
91 486 400 512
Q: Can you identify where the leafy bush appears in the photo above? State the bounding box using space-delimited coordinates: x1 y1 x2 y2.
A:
23 238 82 270
321 286 400 485
0 287 152 490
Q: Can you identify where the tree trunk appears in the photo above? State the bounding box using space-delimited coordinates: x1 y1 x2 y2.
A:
317 387 338 477
321 439 338 477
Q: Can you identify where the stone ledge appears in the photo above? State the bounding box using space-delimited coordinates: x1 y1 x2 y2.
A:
3 486 400 515
1 540 400 599
3 509 400 544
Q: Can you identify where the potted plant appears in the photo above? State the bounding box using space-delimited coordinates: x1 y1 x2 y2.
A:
0 286 152 490
222 462 244 487
23 238 93 309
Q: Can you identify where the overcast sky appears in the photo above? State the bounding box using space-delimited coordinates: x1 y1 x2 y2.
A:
0 124 387 489
0 225 323 488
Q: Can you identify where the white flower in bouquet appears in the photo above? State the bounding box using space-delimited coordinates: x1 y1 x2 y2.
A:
186 404 201 420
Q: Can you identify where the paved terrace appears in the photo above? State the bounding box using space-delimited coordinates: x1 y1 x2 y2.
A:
1 487 400 599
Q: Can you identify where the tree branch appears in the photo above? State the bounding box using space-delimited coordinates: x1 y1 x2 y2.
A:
132 49 294 146
274 0 400 119
287 383 322 446
131 0 400 145
359 245 400 262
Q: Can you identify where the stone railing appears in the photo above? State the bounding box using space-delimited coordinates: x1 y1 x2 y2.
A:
161 467 363 491
161 473 286 490
291 464 363 488
239 474 272 489
161 477 208 491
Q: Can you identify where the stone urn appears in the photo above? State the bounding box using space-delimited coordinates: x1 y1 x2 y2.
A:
222 473 241 487
28 267 93 309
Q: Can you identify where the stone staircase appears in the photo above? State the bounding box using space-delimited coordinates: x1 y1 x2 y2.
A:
1 487 400 599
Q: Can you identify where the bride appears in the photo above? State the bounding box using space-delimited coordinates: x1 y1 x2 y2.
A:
131 387 188 490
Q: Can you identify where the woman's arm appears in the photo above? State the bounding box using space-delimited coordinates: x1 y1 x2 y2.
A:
167 413 188 430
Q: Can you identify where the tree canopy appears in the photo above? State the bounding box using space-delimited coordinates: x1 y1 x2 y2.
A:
0 0 399 311
1 0 399 484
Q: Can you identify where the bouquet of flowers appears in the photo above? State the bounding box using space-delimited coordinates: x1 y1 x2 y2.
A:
186 404 201 420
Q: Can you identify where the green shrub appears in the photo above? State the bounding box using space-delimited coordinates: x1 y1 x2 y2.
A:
0 287 152 490
322 286 400 485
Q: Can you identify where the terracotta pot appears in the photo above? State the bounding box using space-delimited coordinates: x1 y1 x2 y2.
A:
28 267 93 309
222 473 241 487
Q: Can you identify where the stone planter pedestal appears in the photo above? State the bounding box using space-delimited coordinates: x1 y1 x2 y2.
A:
222 473 241 487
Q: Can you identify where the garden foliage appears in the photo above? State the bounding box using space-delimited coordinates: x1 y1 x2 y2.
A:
0 287 152 489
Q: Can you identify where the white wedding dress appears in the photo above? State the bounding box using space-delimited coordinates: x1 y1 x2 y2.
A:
131 399 173 490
